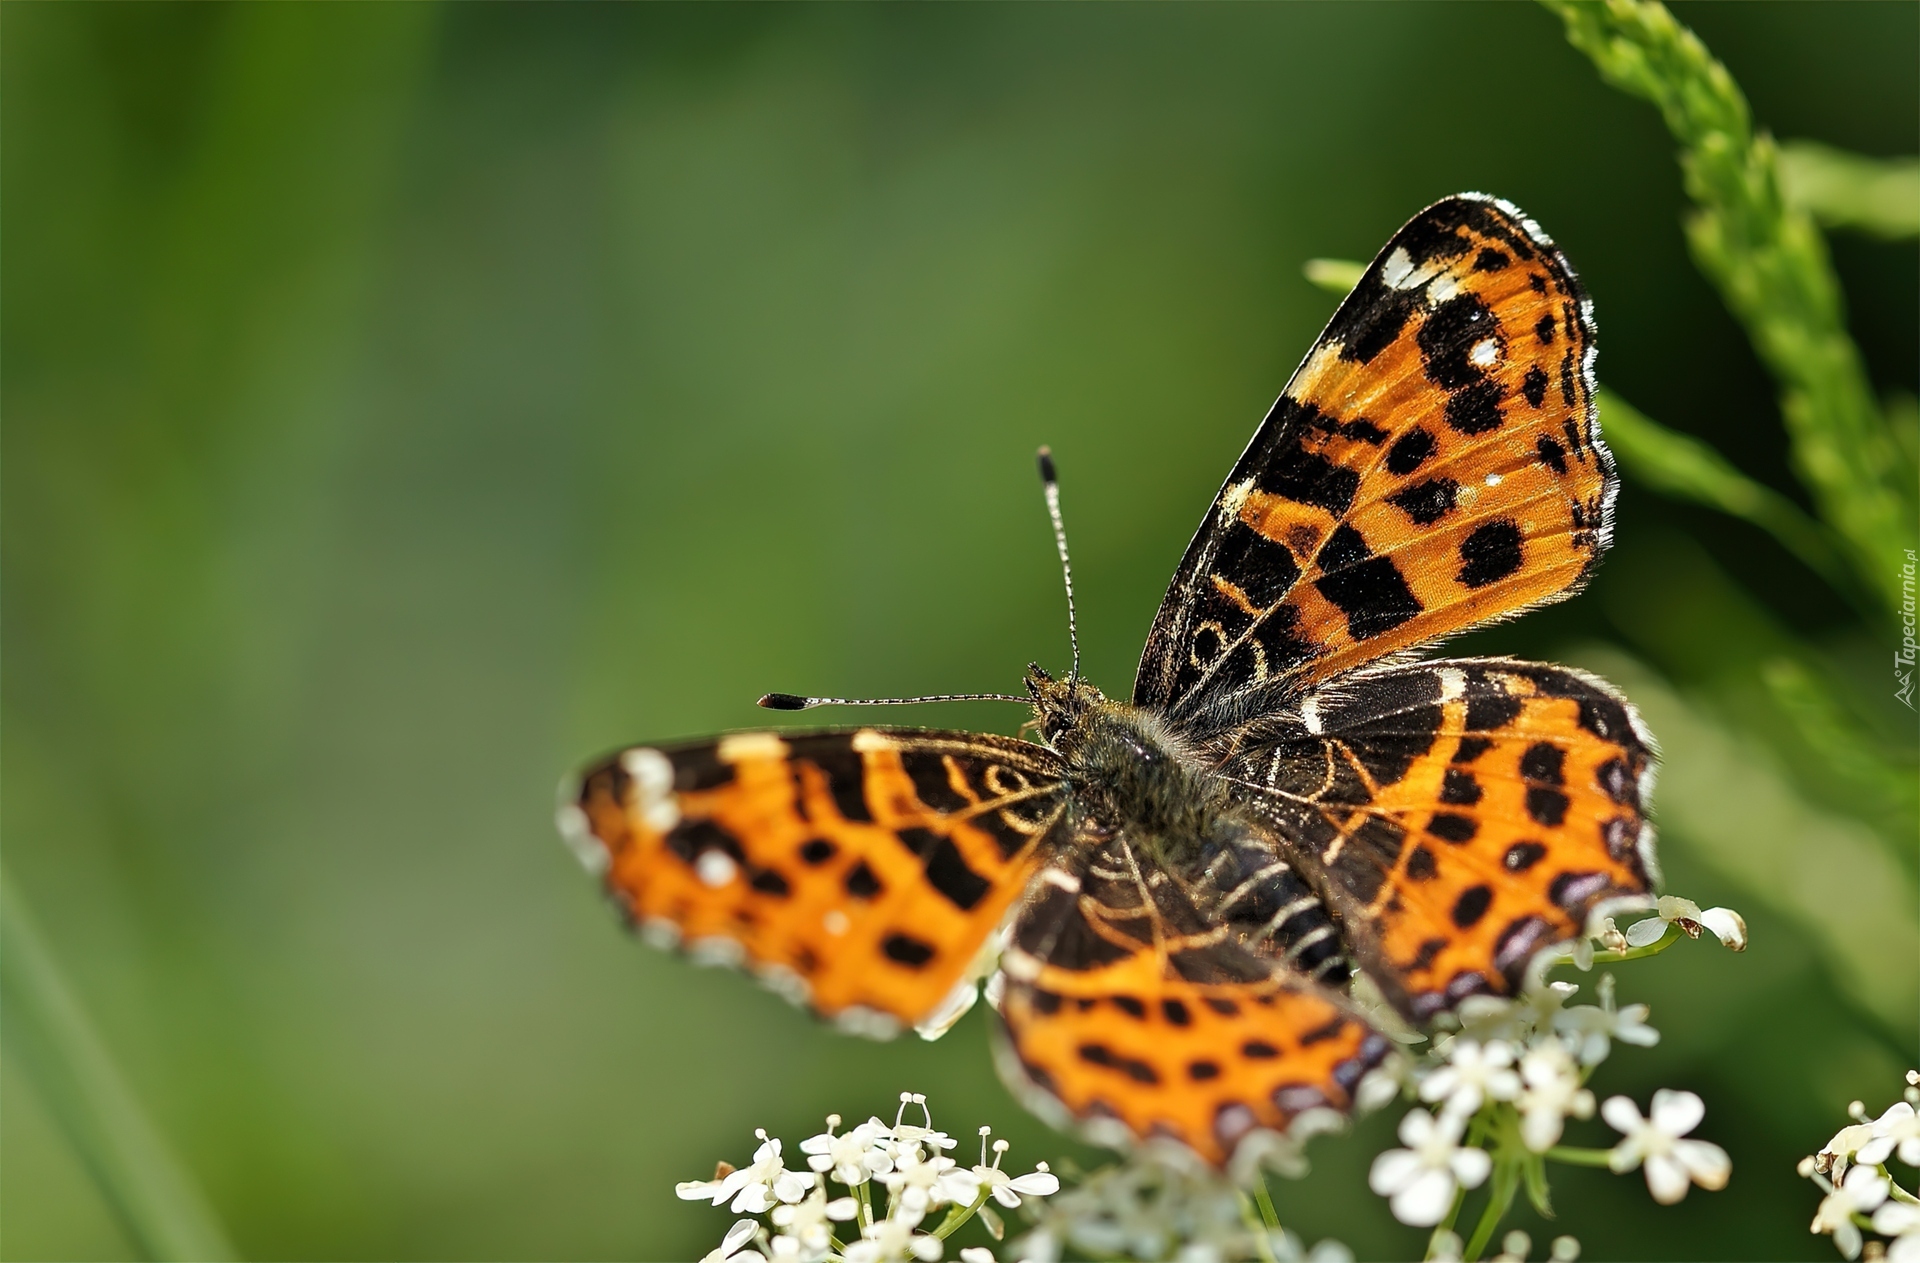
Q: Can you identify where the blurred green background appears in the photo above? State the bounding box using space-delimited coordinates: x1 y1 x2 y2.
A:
3 4 1914 1260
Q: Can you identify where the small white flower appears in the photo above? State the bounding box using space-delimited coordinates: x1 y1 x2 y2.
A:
1624 895 1746 951
1858 1100 1920 1168
691 1131 816 1214
845 1212 942 1263
1517 1039 1595 1152
882 1147 980 1216
1871 1199 1920 1263
1553 973 1658 1066
958 1250 996 1263
971 1129 1060 1208
885 1093 958 1164
700 1219 767 1263
1368 1107 1492 1226
1425 1228 1464 1262
1420 1039 1521 1119
1811 1164 1889 1259
1492 1229 1531 1262
801 1114 896 1186
1354 1049 1415 1113
1602 1090 1731 1204
767 1187 857 1263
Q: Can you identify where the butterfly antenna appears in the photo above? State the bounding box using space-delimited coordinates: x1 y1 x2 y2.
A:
1037 445 1081 685
758 691 1026 711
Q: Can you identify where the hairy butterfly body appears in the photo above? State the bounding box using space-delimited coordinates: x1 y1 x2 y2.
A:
561 194 1659 1168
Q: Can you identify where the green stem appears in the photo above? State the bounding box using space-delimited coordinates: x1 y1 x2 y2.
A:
1254 1177 1282 1232
856 1179 874 1230
0 866 238 1261
1236 1189 1282 1263
1544 0 1915 616
929 1191 988 1240
1462 1147 1521 1261
1543 1146 1617 1169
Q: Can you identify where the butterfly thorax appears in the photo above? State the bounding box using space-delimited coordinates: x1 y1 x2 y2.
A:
1026 665 1236 870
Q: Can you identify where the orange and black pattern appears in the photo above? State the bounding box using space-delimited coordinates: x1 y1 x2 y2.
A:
995 834 1388 1164
564 195 1657 1172
1213 659 1656 1021
1135 195 1611 715
565 729 1068 1034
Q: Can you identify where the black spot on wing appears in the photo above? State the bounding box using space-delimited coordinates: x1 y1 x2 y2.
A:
801 742 873 822
1474 248 1510 272
1521 743 1567 785
1526 787 1570 827
1536 435 1568 474
1549 870 1612 908
1463 674 1521 732
1215 518 1303 607
1444 381 1505 434
1315 554 1423 640
798 838 837 866
1387 478 1459 525
1267 443 1361 515
1523 365 1550 408
1341 418 1389 444
1385 427 1437 476
883 933 936 967
1503 841 1547 872
1426 813 1478 844
1418 292 1499 390
1451 885 1493 929
1534 314 1556 345
1335 283 1422 365
922 835 992 910
1440 767 1482 805
749 868 792 897
901 752 970 814
667 819 748 869
1405 844 1438 881
1458 520 1525 588
845 861 883 900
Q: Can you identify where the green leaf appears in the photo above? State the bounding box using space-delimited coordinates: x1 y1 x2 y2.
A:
1 868 239 1261
1778 140 1920 240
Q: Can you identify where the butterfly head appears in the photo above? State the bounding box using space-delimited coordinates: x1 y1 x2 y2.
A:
1022 661 1107 746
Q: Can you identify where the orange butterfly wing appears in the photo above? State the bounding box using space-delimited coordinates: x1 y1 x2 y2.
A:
564 728 1068 1035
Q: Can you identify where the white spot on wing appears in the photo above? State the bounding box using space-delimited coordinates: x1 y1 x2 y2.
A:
1428 271 1461 304
823 909 851 937
1485 472 1503 487
1469 338 1499 368
717 732 789 762
1381 247 1417 290
1301 693 1324 735
687 936 745 968
850 728 894 754
622 747 680 832
640 917 681 950
1437 668 1466 703
554 802 609 876
834 1006 902 1041
696 850 738 888
1218 477 1256 523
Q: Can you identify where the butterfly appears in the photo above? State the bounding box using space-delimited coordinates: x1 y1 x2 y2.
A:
559 194 1659 1168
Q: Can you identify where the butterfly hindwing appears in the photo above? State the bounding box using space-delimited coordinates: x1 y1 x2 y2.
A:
994 835 1388 1166
1221 659 1656 1021
564 728 1069 1034
1135 195 1611 716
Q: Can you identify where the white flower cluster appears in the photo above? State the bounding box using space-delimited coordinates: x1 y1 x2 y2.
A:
1360 896 1743 1230
677 1092 1058 1263
1801 1070 1920 1262
1013 1149 1350 1263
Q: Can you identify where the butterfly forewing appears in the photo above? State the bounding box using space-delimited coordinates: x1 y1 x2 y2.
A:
565 728 1069 1034
1135 195 1611 717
